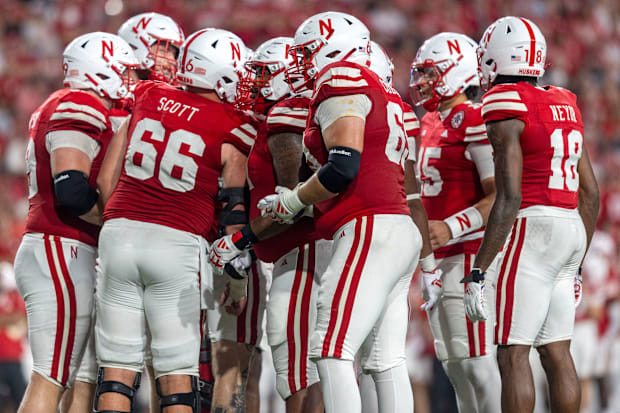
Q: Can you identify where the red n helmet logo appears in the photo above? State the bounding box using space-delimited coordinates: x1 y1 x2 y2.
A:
447 39 461 55
135 17 152 32
101 41 114 61
231 42 241 60
319 19 334 39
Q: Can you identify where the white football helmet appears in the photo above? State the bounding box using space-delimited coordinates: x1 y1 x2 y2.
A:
287 11 370 92
118 12 184 83
410 32 479 111
176 29 248 103
236 37 294 110
369 41 394 86
478 16 547 90
63 32 139 100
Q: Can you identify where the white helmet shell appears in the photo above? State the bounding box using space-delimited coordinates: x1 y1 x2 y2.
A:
410 32 479 110
478 16 547 90
369 41 394 86
176 28 248 103
63 32 139 100
288 11 370 92
118 13 184 68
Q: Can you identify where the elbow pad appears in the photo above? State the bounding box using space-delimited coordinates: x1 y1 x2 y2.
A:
317 146 361 193
217 187 249 235
53 170 99 216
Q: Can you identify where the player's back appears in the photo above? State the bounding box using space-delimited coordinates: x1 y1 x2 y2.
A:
481 82 584 210
303 61 410 236
104 81 253 238
248 95 317 262
25 88 112 246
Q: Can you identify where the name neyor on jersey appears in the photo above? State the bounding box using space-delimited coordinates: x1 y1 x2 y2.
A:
303 61 410 237
247 95 318 263
418 101 488 257
481 82 584 210
104 81 254 238
25 89 113 246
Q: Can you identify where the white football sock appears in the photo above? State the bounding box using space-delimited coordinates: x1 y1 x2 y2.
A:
316 358 361 413
371 363 413 413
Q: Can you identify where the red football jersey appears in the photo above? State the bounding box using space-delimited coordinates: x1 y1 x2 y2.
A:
104 81 255 238
303 61 410 237
402 101 421 160
25 89 113 246
481 82 584 209
247 96 318 263
417 101 489 258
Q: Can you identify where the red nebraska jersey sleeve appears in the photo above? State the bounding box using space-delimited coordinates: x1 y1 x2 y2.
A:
481 82 584 209
402 101 420 160
303 61 410 237
417 101 489 257
24 89 113 246
104 81 256 238
247 97 318 262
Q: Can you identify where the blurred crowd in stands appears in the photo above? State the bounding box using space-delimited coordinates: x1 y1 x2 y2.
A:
0 0 618 412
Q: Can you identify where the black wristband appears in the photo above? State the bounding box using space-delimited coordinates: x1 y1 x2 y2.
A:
232 224 259 250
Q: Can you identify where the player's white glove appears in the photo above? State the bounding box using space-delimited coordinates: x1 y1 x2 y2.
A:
220 251 254 315
420 269 443 311
208 225 257 275
574 267 583 308
461 268 488 322
257 185 307 224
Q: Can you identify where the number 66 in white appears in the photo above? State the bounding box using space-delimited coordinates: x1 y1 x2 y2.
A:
125 117 206 192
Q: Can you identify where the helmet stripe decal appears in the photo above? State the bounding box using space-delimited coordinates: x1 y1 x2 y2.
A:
519 18 536 67
180 29 209 74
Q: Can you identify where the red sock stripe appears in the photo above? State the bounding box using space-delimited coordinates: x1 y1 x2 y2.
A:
250 261 260 345
501 218 527 344
53 237 76 387
333 216 374 358
478 318 486 356
44 235 64 383
494 221 521 343
322 219 364 357
299 243 315 389
287 247 305 394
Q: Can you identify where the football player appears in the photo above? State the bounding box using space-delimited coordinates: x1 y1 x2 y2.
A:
258 12 422 413
467 16 599 413
410 32 501 412
92 28 252 413
13 32 137 413
211 36 329 413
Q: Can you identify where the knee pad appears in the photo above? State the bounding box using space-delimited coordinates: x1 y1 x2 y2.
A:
156 375 200 413
93 368 142 413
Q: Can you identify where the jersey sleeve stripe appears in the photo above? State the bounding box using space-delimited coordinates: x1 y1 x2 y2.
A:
55 102 107 123
267 115 306 128
49 112 107 131
403 112 418 121
481 101 528 116
465 125 487 135
239 123 257 136
482 91 522 104
231 127 255 146
405 119 420 129
270 107 308 116
314 67 368 95
464 133 488 142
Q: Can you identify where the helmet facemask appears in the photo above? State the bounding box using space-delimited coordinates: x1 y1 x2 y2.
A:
236 60 286 110
286 40 323 93
141 36 181 83
410 58 460 112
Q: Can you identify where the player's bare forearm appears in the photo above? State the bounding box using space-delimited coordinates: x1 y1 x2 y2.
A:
404 159 432 258
221 143 248 234
297 172 338 205
577 145 600 262
267 132 303 189
474 177 497 224
97 118 129 205
474 119 524 272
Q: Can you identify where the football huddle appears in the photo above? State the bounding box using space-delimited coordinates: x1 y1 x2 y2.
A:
11 9 600 413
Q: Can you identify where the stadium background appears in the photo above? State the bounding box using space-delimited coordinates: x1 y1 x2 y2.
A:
0 0 618 412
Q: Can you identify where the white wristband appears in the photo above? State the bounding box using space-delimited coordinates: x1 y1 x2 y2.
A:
406 193 421 201
282 184 307 214
444 206 483 239
419 253 437 272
